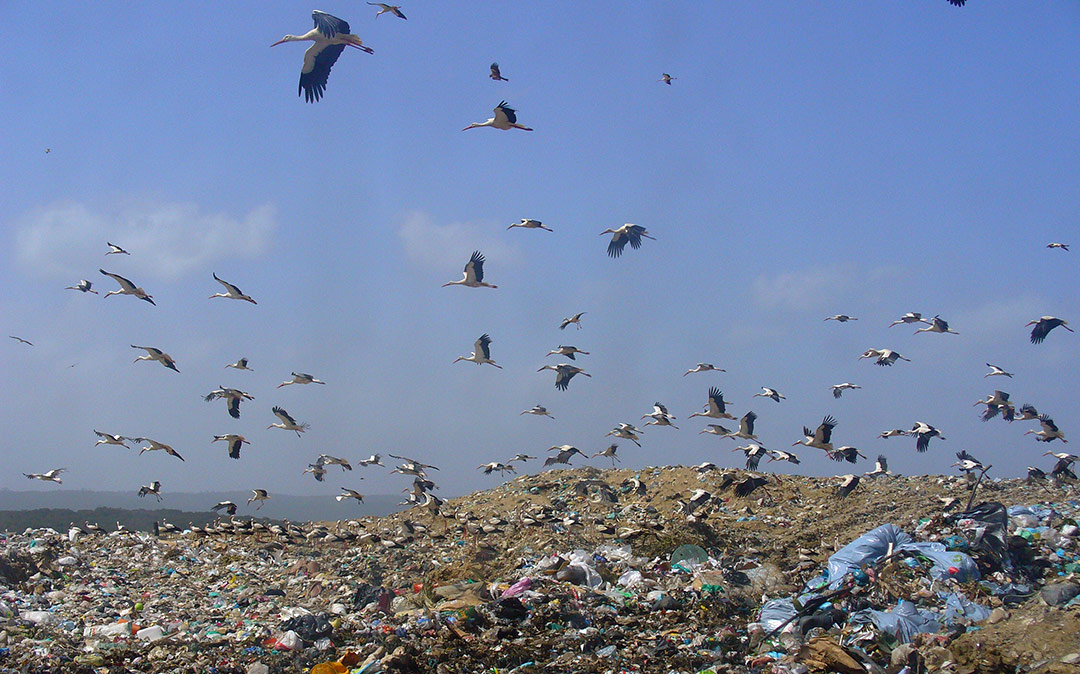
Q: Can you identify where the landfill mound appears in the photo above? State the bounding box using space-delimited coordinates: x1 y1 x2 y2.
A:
1 466 1077 673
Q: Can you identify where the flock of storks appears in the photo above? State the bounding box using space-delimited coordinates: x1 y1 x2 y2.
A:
14 2 1079 522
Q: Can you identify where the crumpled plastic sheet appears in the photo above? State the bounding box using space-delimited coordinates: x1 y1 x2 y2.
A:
849 599 942 644
820 524 979 590
954 502 1010 571
758 597 798 632
1007 505 1056 522
940 592 992 623
565 549 603 588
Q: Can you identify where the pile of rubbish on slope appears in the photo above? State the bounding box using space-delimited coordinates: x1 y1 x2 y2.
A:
0 467 1077 673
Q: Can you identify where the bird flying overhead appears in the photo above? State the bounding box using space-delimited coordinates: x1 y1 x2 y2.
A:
559 312 586 330
1027 416 1067 443
272 11 373 103
521 405 554 419
212 434 249 460
508 218 551 232
914 315 958 335
537 363 590 390
336 487 366 503
831 383 861 398
65 280 98 294
462 101 532 131
93 430 129 448
984 363 1013 378
601 224 655 258
754 387 785 403
1027 316 1073 344
824 315 857 322
247 489 270 510
910 422 945 452
443 251 496 288
454 333 502 368
888 312 927 328
211 501 238 516
106 242 130 256
1047 242 1069 251
131 345 179 372
859 348 910 366
793 416 837 452
367 3 406 19
210 273 257 304
688 387 735 420
204 387 254 419
684 363 725 376
226 358 253 371
268 406 310 437
546 345 589 360
138 481 163 501
658 73 676 85
8 336 32 346
100 270 155 305
489 63 508 81
132 438 185 461
278 372 326 387
24 468 66 484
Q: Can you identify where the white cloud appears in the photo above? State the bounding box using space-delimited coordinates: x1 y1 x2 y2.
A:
397 210 520 272
13 200 277 281
751 264 903 312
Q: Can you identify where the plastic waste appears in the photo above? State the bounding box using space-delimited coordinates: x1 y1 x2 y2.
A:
849 599 942 644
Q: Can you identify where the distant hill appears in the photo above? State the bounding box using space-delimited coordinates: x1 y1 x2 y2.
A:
0 490 404 527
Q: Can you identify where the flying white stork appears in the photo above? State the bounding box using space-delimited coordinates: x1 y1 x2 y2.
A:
831 383 861 398
65 279 98 294
367 2 406 19
521 405 554 419
226 357 253 371
211 501 238 516
984 363 1013 378
388 454 440 475
766 449 800 465
864 455 891 478
1027 416 1067 443
824 314 857 322
138 481 163 502
859 348 910 366
24 468 66 484
836 475 860 499
601 223 655 258
318 455 353 471
268 406 310 437
559 312 586 330
508 453 537 463
952 450 984 474
508 218 552 232
724 411 759 440
454 333 502 368
684 363 725 376
914 315 958 335
699 424 732 436
272 11 373 103
131 345 179 372
204 386 254 418
793 416 837 452
106 242 130 256
358 454 384 466
1027 316 1073 344
1047 242 1070 251
642 402 677 424
489 63 509 81
888 312 927 328
544 445 585 467
443 250 497 288
100 269 155 305
278 372 326 387
247 489 270 510
546 345 589 360
606 425 642 446
538 363 590 391
733 444 768 471
658 73 676 85
94 430 130 448
910 422 945 452
209 273 257 304
878 428 909 439
462 101 533 131
9 335 32 346
973 390 1014 422
212 434 249 460
828 446 866 464
689 387 735 420
304 462 328 482
336 487 366 503
754 387 785 403
591 444 620 467
132 437 185 461
1016 404 1040 421
478 462 516 476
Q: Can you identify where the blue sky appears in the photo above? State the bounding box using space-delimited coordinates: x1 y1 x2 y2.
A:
2 2 1078 503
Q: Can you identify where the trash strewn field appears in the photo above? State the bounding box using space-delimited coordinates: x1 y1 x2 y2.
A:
2 467 1077 673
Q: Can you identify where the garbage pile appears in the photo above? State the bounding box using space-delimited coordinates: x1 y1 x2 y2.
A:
0 467 1076 673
